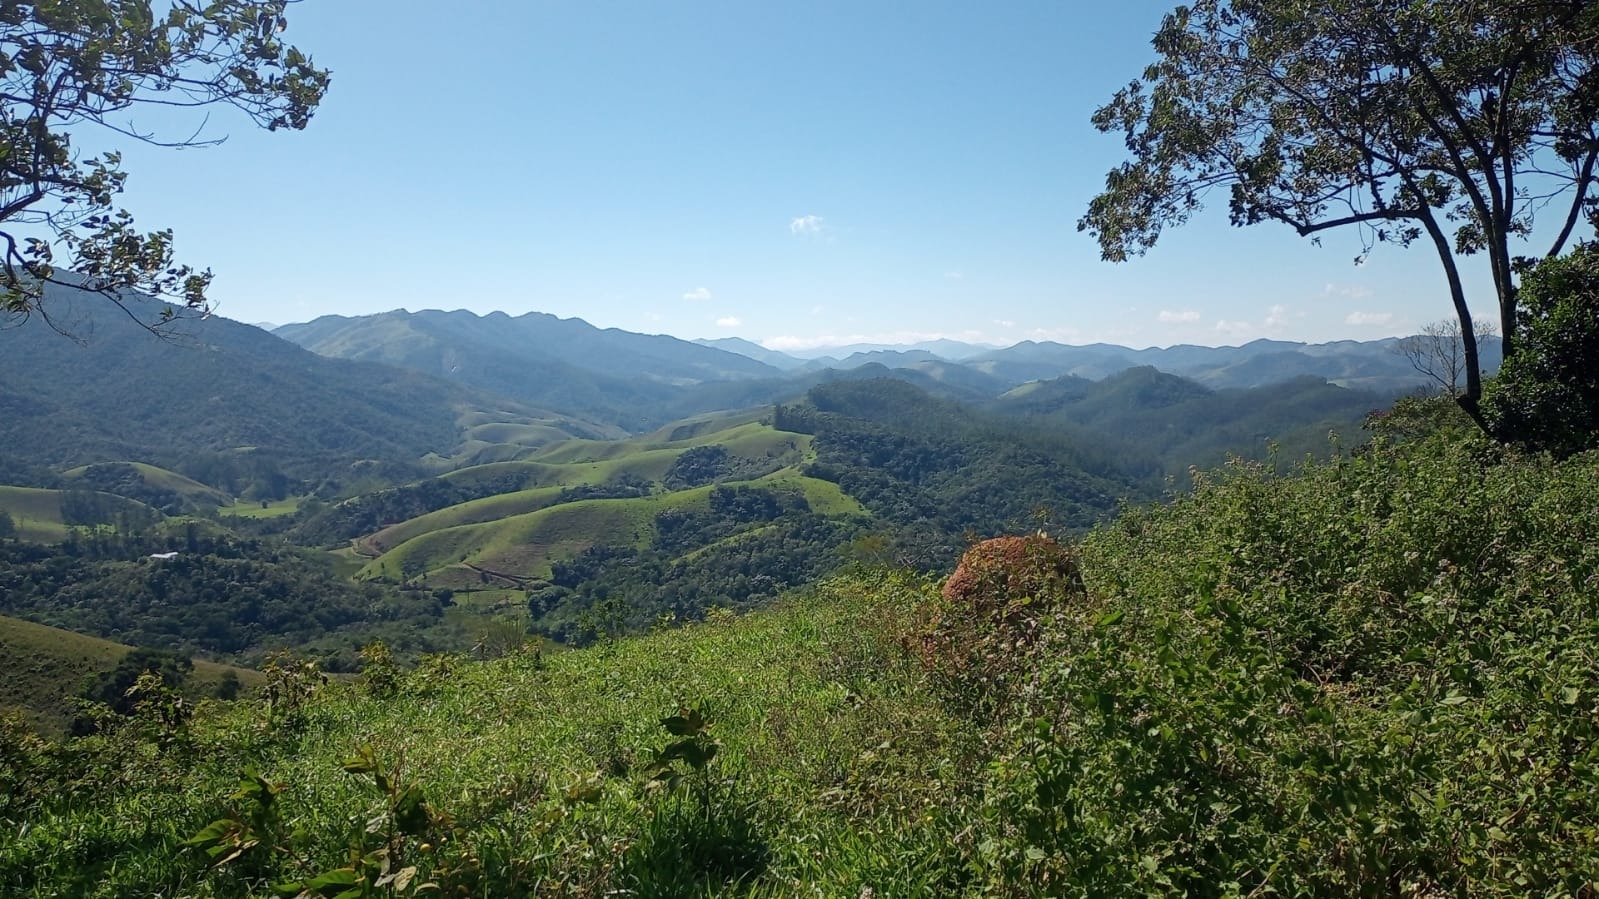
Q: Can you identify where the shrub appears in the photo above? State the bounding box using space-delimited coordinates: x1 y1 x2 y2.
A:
909 535 1085 716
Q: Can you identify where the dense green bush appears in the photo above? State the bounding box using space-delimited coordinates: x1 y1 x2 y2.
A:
958 430 1599 895
1486 243 1599 457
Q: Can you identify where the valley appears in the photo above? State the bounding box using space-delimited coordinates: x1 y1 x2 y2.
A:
0 288 1416 688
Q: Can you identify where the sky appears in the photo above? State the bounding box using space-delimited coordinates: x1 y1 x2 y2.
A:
94 0 1551 351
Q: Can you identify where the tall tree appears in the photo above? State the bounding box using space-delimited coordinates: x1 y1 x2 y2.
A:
1080 0 1599 426
0 1 329 327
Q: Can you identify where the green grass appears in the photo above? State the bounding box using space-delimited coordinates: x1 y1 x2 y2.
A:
0 485 162 542
223 497 302 519
0 485 73 540
62 462 233 508
360 475 863 583
0 614 261 738
0 576 972 898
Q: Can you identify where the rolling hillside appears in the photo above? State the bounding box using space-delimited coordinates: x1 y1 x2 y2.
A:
0 613 260 737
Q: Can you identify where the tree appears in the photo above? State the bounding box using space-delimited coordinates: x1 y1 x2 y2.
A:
0 1 329 327
1080 0 1599 427
1395 318 1499 396
1484 242 1599 455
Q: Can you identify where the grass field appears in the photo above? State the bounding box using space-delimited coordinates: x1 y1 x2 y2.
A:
0 485 164 542
0 485 73 541
62 462 233 508
223 497 302 519
359 473 862 584
0 614 262 737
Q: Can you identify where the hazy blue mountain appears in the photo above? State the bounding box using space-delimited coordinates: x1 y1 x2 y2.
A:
690 337 807 370
0 285 604 484
784 339 999 360
970 336 1500 393
275 309 792 429
278 309 781 383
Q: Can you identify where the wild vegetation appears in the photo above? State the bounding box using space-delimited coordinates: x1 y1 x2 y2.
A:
4 398 1597 895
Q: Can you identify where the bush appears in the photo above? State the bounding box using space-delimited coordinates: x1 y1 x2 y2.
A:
909 535 1085 716
1486 243 1599 456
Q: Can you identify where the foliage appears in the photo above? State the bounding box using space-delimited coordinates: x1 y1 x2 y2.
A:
1082 0 1599 413
1486 242 1599 456
908 535 1087 719
72 646 193 734
0 0 328 322
781 380 1140 567
957 431 1599 895
0 533 449 663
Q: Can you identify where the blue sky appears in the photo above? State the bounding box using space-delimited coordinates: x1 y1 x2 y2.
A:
103 0 1532 350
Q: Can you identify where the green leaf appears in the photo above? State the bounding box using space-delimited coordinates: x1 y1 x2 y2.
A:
182 819 234 846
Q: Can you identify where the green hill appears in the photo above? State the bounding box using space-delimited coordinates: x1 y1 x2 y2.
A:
62 462 233 512
0 485 161 541
0 613 259 737
360 475 859 585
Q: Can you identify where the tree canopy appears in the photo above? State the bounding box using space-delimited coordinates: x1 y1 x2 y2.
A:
1081 0 1599 423
0 0 329 325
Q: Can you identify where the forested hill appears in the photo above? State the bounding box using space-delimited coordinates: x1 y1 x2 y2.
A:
0 285 608 487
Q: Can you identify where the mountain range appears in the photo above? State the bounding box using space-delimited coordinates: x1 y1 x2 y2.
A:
275 308 1494 426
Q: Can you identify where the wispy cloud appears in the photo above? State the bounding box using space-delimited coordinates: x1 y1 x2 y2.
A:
1345 311 1395 326
1324 283 1373 300
789 214 824 235
1265 304 1288 330
1214 319 1253 336
1158 309 1201 323
763 329 1008 352
715 316 742 328
945 271 964 280
682 287 713 302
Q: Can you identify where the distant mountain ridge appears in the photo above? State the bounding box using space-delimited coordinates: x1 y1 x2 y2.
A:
279 308 1493 403
0 285 615 487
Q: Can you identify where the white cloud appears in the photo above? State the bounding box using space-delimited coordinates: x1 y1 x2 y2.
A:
1345 311 1395 326
763 329 1010 352
1265 304 1288 329
789 214 824 235
715 316 742 328
1214 319 1253 336
994 319 1015 328
1323 283 1373 300
809 304 825 315
945 271 964 280
1158 309 1201 323
682 287 713 302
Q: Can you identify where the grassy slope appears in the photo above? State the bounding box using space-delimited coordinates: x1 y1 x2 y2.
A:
0 485 73 540
0 485 162 542
0 614 261 737
2 577 974 898
358 419 827 579
359 475 865 583
62 462 233 508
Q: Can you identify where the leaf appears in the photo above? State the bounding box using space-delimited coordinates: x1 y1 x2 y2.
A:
303 868 360 889
1096 610 1125 627
393 784 432 836
183 819 234 846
